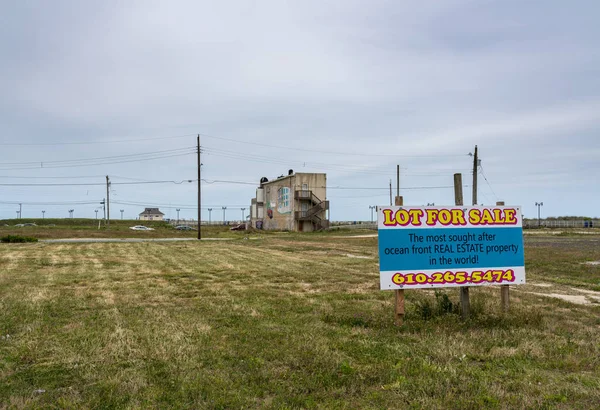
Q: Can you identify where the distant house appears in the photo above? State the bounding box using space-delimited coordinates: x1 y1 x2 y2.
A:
139 208 165 221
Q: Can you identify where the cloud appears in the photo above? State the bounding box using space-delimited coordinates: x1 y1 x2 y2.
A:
1 0 599 219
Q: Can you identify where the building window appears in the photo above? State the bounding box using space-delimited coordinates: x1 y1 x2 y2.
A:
278 187 291 213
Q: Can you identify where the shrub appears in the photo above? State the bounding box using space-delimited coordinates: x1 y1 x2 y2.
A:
1 235 38 243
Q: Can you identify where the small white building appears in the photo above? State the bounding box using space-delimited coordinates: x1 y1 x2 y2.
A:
139 208 165 221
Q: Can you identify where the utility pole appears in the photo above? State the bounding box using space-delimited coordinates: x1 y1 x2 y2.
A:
106 176 110 228
102 199 106 221
472 145 478 206
222 206 227 225
95 210 98 220
19 203 22 219
197 134 202 240
241 208 246 222
389 179 392 206
42 210 45 219
396 165 400 198
176 208 180 223
120 209 124 220
208 208 212 224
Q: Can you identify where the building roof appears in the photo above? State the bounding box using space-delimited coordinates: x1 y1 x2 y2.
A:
260 172 326 186
139 207 165 216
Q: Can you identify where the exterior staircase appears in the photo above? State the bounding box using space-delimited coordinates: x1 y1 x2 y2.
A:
294 190 330 230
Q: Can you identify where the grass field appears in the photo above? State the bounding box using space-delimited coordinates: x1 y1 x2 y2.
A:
1 231 599 408
0 219 247 240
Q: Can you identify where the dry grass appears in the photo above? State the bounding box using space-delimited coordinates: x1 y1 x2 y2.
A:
0 233 599 408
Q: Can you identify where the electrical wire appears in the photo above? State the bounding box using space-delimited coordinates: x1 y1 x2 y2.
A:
200 133 468 158
202 147 399 176
0 148 196 170
0 134 197 146
479 166 500 201
0 179 196 187
0 200 103 205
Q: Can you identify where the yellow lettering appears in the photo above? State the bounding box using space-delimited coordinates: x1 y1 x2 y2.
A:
493 209 505 223
426 209 439 225
409 209 424 225
468 209 481 224
451 209 466 225
480 209 494 224
382 209 395 226
504 209 517 224
438 209 451 224
395 209 409 225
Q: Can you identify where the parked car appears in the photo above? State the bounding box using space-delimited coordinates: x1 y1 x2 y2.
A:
129 225 155 231
175 225 194 231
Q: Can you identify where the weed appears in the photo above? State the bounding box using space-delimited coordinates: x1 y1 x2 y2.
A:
1 235 38 243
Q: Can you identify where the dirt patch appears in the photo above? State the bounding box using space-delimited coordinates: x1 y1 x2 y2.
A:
345 254 373 259
582 261 600 266
530 292 595 305
332 234 377 238
529 283 553 288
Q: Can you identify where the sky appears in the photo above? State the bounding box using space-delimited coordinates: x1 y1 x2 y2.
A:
1 0 599 221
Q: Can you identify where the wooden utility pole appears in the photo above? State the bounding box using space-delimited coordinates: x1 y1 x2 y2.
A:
454 173 470 320
394 166 404 325
106 175 110 228
497 200 510 312
197 135 202 240
472 145 478 206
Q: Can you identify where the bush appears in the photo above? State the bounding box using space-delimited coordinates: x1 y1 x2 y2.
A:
1 235 38 243
414 290 459 320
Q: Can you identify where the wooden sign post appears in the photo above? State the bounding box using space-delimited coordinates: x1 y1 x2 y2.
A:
394 195 404 326
454 173 470 320
497 201 510 312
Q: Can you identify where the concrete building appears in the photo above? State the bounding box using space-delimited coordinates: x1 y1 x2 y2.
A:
139 208 165 221
250 171 329 231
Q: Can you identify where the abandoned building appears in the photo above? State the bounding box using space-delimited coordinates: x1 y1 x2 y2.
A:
138 208 165 221
250 171 329 231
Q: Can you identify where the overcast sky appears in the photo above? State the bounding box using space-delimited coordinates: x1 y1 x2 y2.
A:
1 0 599 221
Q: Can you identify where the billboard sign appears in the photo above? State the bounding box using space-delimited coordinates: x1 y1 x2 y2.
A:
378 206 525 290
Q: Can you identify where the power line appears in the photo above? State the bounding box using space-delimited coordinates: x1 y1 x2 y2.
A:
202 147 399 176
0 131 469 159
479 166 500 201
201 133 468 158
111 200 246 210
326 185 469 190
0 200 103 205
0 174 107 179
0 179 196 187
0 134 197 146
0 147 194 166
